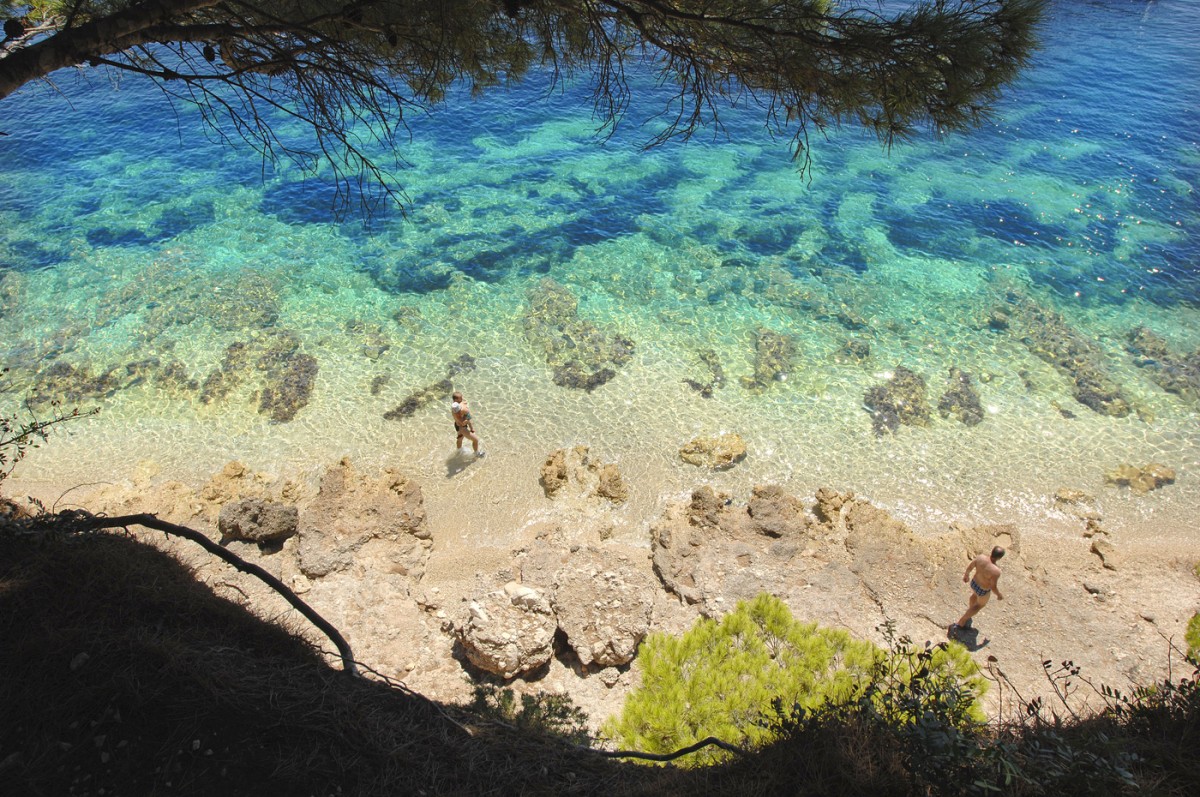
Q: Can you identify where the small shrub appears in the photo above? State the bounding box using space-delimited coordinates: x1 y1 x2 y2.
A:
468 684 591 747
1187 613 1200 662
603 595 985 766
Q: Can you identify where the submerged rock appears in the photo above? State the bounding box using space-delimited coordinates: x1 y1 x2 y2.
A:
200 342 252 404
838 338 871 364
258 352 318 423
344 318 392 361
679 433 747 470
1104 463 1175 495
1126 326 1200 403
863 366 930 434
383 378 452 420
741 328 797 390
937 367 984 426
381 355 476 420
683 348 726 398
25 358 151 408
522 279 634 392
1001 291 1131 417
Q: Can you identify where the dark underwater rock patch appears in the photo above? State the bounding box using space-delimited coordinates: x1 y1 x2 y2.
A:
1126 326 1200 403
1000 292 1131 418
938 367 984 426
864 366 930 435
522 279 634 392
683 348 726 398
258 353 318 423
382 355 477 421
740 329 796 391
195 330 318 422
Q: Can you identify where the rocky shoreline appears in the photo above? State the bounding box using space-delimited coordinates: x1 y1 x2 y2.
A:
16 443 1191 733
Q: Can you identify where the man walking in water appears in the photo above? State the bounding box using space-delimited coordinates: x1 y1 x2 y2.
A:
451 391 484 457
949 546 1005 637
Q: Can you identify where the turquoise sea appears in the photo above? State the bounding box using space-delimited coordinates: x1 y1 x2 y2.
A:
0 1 1197 544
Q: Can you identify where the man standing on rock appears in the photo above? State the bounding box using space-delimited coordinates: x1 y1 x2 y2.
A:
950 546 1005 637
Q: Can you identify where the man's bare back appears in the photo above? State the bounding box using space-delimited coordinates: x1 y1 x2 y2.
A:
951 546 1005 636
967 553 1002 593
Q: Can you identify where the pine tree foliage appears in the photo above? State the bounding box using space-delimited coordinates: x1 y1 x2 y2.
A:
0 0 1045 212
604 594 988 765
1187 613 1200 663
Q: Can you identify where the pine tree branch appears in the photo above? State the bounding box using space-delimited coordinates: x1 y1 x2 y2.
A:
42 510 361 678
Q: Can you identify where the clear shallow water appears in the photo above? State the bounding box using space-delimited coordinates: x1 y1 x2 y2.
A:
0 0 1197 542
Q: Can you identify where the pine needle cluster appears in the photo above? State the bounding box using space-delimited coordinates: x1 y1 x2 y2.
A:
603 594 985 765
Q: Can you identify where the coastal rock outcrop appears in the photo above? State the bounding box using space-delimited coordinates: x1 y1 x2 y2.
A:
679 433 747 470
649 483 1019 625
538 446 628 504
651 485 816 610
546 548 655 668
218 498 299 544
746 484 808 538
454 585 557 678
863 366 930 434
297 457 431 579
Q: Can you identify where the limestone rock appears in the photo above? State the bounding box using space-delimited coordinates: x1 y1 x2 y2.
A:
455 587 556 678
1091 539 1120 570
1105 463 1176 495
218 498 299 544
550 549 655 668
746 485 809 538
539 448 572 497
297 458 431 579
687 485 731 530
594 463 629 504
679 433 747 470
1054 488 1101 521
843 499 917 556
813 487 851 528
651 486 818 612
538 446 627 504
